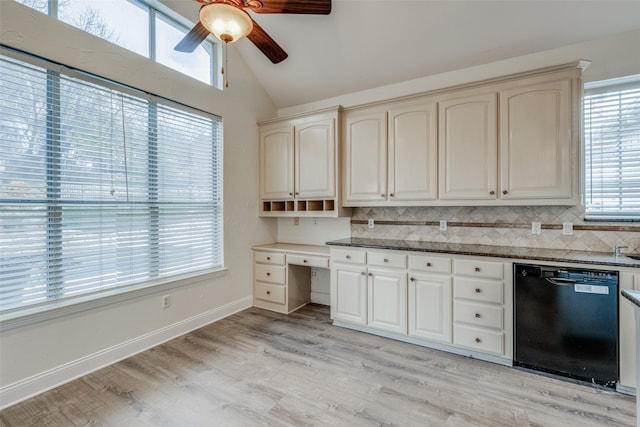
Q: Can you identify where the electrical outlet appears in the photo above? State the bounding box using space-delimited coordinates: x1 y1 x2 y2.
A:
440 220 447 231
161 294 170 309
313 218 317 225
531 222 542 235
293 217 299 226
368 219 374 229
562 222 573 235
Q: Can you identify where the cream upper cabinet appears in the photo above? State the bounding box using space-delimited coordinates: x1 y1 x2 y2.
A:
343 108 388 203
259 125 295 200
295 119 336 198
343 99 438 206
499 76 574 201
258 107 348 217
388 101 438 201
438 92 498 201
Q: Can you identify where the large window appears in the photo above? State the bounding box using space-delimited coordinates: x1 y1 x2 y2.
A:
15 0 216 86
584 76 640 220
0 49 223 313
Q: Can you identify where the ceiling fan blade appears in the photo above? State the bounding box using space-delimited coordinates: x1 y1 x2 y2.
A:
247 0 331 14
247 19 288 64
175 21 210 52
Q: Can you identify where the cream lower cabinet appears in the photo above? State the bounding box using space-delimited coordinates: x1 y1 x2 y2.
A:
408 254 453 344
330 247 512 363
619 271 640 391
452 258 513 359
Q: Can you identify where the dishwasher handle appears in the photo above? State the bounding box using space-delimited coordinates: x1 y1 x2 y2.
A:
545 277 577 286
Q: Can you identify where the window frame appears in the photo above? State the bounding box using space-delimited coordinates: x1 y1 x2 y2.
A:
0 46 226 330
583 75 640 221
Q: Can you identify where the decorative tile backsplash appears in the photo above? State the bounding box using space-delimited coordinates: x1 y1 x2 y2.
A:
351 206 640 254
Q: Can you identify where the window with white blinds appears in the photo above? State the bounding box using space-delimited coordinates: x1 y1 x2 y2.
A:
584 76 640 220
0 49 223 314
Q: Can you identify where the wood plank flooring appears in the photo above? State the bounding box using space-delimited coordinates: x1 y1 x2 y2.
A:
1 304 635 426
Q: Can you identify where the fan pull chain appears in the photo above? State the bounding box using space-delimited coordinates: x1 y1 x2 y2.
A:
222 41 229 88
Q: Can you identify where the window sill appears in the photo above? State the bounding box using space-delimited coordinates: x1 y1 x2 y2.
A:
0 267 228 332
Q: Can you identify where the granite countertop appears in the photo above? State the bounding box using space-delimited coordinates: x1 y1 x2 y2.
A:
326 237 640 268
622 289 640 309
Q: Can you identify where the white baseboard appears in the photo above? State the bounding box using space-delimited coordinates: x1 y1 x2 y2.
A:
0 295 252 410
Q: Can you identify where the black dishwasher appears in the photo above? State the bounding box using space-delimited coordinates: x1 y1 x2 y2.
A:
514 263 618 387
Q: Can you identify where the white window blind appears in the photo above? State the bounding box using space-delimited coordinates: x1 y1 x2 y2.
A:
584 77 640 220
0 49 223 313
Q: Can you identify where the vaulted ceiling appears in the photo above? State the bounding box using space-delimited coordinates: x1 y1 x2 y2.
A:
161 0 640 109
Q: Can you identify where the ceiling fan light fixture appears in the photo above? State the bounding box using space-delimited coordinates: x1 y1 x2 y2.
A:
199 3 253 43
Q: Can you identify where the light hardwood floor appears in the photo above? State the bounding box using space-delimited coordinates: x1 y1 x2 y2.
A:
0 304 635 426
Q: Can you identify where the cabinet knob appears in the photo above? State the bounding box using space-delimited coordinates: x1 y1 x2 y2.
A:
474 267 481 272
266 291 271 295
361 272 366 276
489 190 495 195
502 190 508 195
383 258 389 263
475 288 481 293
303 259 307 263
426 262 432 267
368 272 373 276
266 272 271 276
295 192 299 195
475 313 482 318
346 255 351 259
475 337 482 343
381 194 385 197
390 193 394 197
410 277 415 282
266 257 271 260
289 192 293 196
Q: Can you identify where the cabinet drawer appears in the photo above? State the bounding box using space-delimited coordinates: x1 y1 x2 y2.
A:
408 254 451 274
367 251 406 269
254 282 286 305
287 254 329 268
455 259 503 279
454 325 504 355
254 251 285 265
454 278 504 304
331 248 366 265
254 264 286 284
454 301 503 330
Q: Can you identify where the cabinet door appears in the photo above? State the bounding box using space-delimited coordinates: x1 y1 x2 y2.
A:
499 78 573 200
259 124 294 200
331 264 367 325
343 110 388 204
438 92 498 200
368 268 407 334
295 118 336 198
619 272 640 389
388 102 438 201
408 272 452 343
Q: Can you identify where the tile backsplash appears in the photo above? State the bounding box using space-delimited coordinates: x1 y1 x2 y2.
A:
351 205 640 254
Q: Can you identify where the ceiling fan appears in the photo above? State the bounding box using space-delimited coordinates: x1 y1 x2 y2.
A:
175 0 332 64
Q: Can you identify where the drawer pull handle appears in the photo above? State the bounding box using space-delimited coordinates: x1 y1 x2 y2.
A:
384 258 389 263
475 288 481 293
474 267 481 272
346 255 351 259
502 190 508 195
489 190 495 195
266 291 271 295
475 313 482 318
475 337 482 343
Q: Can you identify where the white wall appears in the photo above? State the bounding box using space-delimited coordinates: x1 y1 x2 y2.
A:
0 1 277 407
279 29 640 116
